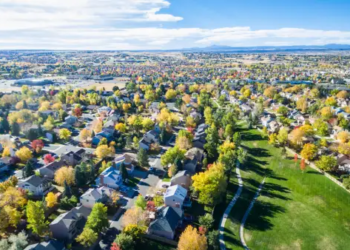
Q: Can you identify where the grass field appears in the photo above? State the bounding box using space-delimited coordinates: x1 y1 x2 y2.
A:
223 127 350 250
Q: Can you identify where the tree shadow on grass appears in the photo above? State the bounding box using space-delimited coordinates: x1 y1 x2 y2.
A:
244 199 286 232
243 146 271 158
240 131 265 142
222 227 244 249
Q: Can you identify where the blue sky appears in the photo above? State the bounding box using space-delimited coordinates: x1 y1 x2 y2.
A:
0 0 350 50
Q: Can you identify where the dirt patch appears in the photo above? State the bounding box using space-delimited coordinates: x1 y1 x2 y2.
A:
317 236 336 250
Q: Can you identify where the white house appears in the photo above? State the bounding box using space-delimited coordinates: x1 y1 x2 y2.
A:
98 106 112 115
164 185 187 208
18 175 52 196
95 167 122 189
80 186 114 208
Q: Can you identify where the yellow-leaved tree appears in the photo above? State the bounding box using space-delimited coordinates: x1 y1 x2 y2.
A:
16 147 33 163
178 225 207 250
54 166 75 186
95 145 114 159
45 192 58 208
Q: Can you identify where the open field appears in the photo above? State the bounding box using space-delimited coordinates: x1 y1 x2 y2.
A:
223 126 350 250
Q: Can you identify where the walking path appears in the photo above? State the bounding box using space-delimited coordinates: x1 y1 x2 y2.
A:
219 163 243 250
240 178 266 250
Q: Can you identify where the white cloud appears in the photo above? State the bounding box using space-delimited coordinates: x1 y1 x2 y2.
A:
1 1 350 49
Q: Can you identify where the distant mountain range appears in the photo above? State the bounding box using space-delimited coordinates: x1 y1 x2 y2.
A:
181 44 350 52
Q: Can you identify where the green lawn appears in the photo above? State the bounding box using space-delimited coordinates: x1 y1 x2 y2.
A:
224 127 350 250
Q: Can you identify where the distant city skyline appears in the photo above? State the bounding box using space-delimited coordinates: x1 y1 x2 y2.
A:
1 0 350 50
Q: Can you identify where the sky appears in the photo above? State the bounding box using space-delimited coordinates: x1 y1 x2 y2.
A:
1 0 350 50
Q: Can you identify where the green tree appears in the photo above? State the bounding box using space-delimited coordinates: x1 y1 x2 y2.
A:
86 203 109 233
76 228 98 247
207 230 220 250
11 122 20 136
204 124 219 160
23 160 34 178
114 233 134 250
161 146 185 166
120 162 128 181
277 127 288 146
135 195 147 210
137 148 149 168
199 213 214 230
26 201 48 236
63 180 72 198
316 155 337 171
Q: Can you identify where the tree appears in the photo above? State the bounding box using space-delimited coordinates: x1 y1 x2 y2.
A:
178 225 207 250
168 164 178 177
204 124 219 160
15 147 32 163
277 106 288 116
289 128 305 145
26 201 48 236
207 230 219 250
76 228 98 247
54 166 75 186
31 139 44 153
59 128 72 141
137 148 149 168
268 133 278 146
0 231 28 250
320 106 333 120
0 187 26 208
73 107 82 117
135 195 147 210
313 119 329 136
296 97 308 113
115 123 127 133
114 233 134 250
198 213 214 230
263 87 276 98
300 143 318 161
176 130 193 150
43 117 54 131
337 131 350 143
80 129 92 141
277 127 288 146
325 96 337 107
192 162 227 206
161 146 185 166
142 118 155 131
95 145 114 159
338 143 350 156
62 181 72 198
316 155 337 171
121 207 147 228
0 118 10 134
23 160 35 178
120 162 128 181
165 89 177 100
45 192 58 208
337 90 348 99
86 203 109 233
43 154 55 164
10 122 20 136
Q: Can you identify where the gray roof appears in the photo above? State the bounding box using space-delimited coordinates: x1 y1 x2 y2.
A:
24 240 64 250
149 206 183 233
50 206 91 229
171 170 190 181
21 175 47 187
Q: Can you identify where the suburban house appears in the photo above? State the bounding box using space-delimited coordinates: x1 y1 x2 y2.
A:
337 154 350 173
92 131 114 146
170 170 192 189
24 240 65 250
261 115 274 127
64 115 78 125
240 104 252 115
61 149 85 166
139 130 160 151
18 175 52 196
164 185 187 208
115 154 135 174
38 160 65 179
183 147 204 174
97 106 112 115
148 206 183 240
95 166 122 189
80 186 114 208
50 206 91 242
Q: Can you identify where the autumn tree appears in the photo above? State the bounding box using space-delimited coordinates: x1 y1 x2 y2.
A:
16 147 33 163
300 143 318 161
121 207 148 228
320 106 333 120
165 89 177 100
142 118 155 131
296 97 308 113
135 195 147 210
45 192 58 208
95 144 114 159
26 201 48 236
338 143 350 156
325 96 337 107
263 86 276 98
43 154 55 164
337 90 348 99
54 166 75 186
192 162 227 206
176 130 193 150
73 107 82 117
289 128 305 145
337 131 350 143
115 123 127 133
31 139 44 153
178 225 207 250
277 127 288 146
80 129 92 141
59 128 72 141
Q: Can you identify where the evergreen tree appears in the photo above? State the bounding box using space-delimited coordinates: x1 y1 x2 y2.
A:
37 124 43 137
22 100 28 109
160 127 166 145
74 165 85 187
174 157 183 171
120 162 128 181
63 180 72 198
0 118 10 134
23 160 35 178
137 148 149 168
125 135 132 149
